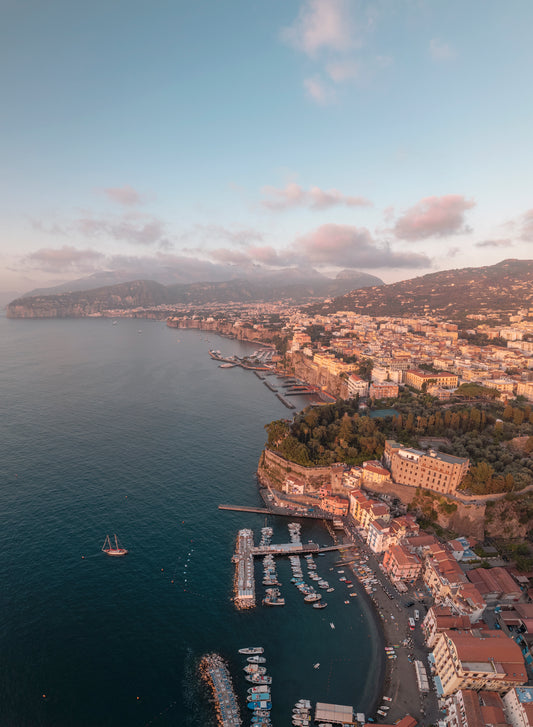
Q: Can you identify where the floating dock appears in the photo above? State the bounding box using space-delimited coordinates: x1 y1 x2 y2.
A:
199 653 242 727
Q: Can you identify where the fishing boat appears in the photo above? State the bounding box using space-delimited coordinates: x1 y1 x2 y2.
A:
248 701 272 710
239 647 264 654
247 656 266 663
102 534 128 556
249 685 271 694
304 593 321 603
313 601 327 609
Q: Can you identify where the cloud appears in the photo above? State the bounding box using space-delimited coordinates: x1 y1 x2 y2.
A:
193 224 264 247
303 76 336 105
394 195 475 240
102 185 143 206
429 38 457 62
76 214 170 247
291 223 431 268
22 246 105 273
520 209 533 241
475 238 513 248
326 59 360 82
261 183 372 210
281 0 356 56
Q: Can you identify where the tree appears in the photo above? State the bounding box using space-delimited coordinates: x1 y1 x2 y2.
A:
265 419 289 447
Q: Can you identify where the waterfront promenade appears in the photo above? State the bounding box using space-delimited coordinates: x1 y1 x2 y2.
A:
340 522 441 725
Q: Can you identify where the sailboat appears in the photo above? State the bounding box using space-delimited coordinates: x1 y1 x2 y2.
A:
102 534 128 556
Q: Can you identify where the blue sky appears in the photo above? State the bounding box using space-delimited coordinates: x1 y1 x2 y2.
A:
2 0 533 298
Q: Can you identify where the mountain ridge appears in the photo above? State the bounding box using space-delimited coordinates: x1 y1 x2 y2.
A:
6 271 383 318
308 259 533 321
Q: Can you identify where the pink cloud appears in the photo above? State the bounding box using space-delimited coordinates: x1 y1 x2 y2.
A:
520 209 533 241
394 195 475 240
281 0 355 56
326 59 360 83
292 223 431 268
262 183 371 210
103 185 143 206
303 76 335 105
23 246 105 272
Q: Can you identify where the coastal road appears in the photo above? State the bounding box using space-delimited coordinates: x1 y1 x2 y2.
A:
341 524 442 725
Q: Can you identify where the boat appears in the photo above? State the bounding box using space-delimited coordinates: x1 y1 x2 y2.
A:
249 685 271 694
330 622 335 629
247 656 266 663
248 692 271 701
246 675 272 684
313 601 327 609
248 701 272 710
219 362 236 368
313 663 320 669
239 647 264 654
327 587 334 593
102 534 128 556
304 593 321 603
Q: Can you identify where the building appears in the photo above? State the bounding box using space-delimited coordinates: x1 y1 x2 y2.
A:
383 440 469 496
349 489 391 531
347 374 369 398
444 689 511 727
503 686 533 727
422 606 472 648
361 460 391 486
320 494 349 517
432 629 527 696
405 369 458 390
382 544 422 583
367 519 391 554
467 568 523 604
369 382 400 399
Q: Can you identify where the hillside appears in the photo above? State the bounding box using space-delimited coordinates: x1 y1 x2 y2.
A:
309 259 533 321
6 272 382 319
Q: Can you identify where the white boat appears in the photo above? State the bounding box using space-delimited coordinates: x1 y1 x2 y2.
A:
102 534 128 556
313 663 320 669
247 656 266 663
330 622 335 629
239 647 264 654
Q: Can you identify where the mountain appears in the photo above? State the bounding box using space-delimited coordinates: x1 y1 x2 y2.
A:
309 259 533 320
6 271 383 319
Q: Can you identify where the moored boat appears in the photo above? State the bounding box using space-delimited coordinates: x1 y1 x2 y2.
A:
239 646 264 654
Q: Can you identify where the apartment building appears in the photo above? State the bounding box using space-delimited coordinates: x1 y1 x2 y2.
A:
444 689 511 727
503 686 533 727
382 543 422 583
369 382 400 399
467 568 523 604
422 606 471 648
405 369 459 390
383 440 469 496
347 374 369 398
432 630 527 696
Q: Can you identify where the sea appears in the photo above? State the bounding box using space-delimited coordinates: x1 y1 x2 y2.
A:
0 316 382 727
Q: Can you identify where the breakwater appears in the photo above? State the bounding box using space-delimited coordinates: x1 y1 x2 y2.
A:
199 653 241 727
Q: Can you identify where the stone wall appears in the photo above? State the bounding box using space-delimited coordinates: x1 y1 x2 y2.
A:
257 449 347 493
363 479 487 540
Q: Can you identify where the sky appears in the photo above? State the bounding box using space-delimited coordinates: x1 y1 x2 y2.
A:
2 0 533 301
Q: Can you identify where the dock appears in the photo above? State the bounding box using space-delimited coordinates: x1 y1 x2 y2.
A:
275 392 296 409
219 504 271 514
232 529 255 609
199 653 242 727
263 379 278 392
252 543 351 556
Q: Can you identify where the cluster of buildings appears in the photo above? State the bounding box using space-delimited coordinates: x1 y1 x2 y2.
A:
343 475 533 726
288 310 533 402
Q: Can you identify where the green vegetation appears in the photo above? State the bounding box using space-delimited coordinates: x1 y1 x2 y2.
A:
265 399 385 466
454 383 501 400
264 393 533 494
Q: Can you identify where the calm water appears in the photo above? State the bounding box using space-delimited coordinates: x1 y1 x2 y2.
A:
0 317 381 726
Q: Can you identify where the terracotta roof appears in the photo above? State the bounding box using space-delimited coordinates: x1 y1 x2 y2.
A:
446 630 527 681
